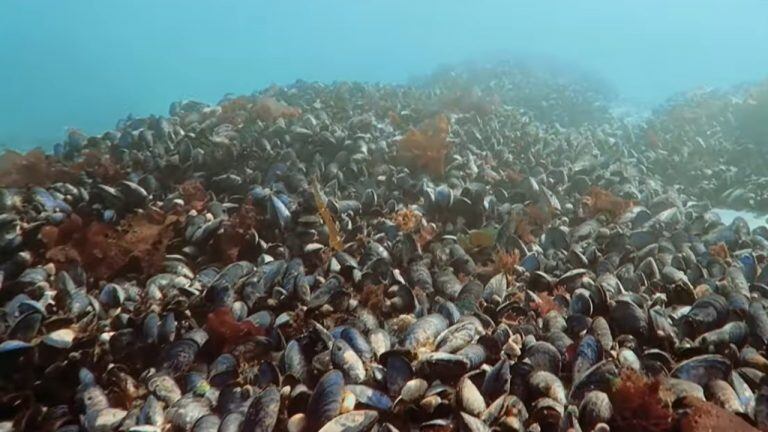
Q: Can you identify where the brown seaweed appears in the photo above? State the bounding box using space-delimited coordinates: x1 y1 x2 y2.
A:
708 242 730 261
207 307 265 352
312 179 344 252
178 180 208 212
609 369 672 432
396 114 452 178
582 186 634 220
0 149 77 187
219 96 301 125
214 200 261 264
392 208 423 233
676 396 758 432
43 211 178 283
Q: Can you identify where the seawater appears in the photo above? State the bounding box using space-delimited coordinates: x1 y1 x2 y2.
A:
713 208 768 230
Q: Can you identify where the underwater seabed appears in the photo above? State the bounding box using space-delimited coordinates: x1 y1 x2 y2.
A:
5 63 768 431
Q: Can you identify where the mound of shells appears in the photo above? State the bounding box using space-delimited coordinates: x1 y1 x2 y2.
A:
1 70 767 432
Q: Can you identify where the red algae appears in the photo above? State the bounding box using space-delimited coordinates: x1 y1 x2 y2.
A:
677 396 758 432
43 211 178 283
609 370 672 432
207 307 265 352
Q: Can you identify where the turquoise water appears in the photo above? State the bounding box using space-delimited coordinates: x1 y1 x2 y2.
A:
713 208 768 230
1 1 768 150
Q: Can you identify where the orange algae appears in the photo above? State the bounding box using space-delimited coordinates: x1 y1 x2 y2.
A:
397 114 452 177
392 208 423 233
219 96 301 125
494 249 520 277
609 369 672 432
708 242 730 261
530 289 565 316
0 149 78 187
312 179 344 252
583 186 634 219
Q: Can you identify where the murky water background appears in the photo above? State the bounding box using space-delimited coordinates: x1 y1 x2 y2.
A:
1 0 768 150
713 208 768 230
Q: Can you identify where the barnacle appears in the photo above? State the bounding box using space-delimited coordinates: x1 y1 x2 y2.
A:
312 179 344 252
609 369 672 432
396 114 452 177
583 186 634 219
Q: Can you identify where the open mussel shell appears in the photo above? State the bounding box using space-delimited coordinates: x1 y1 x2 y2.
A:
671 354 732 387
242 385 280 432
317 410 378 432
523 341 562 375
569 360 620 403
305 370 345 432
9 310 43 341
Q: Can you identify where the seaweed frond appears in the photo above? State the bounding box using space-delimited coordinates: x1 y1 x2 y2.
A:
458 227 497 251
609 369 672 432
392 208 423 233
207 307 265 352
359 284 386 312
416 222 438 248
708 242 730 261
219 96 301 125
252 96 302 122
44 211 178 283
214 199 262 264
515 219 537 244
530 290 565 316
73 150 125 183
396 114 452 177
494 249 520 277
0 149 77 187
676 396 757 432
582 186 634 220
312 179 344 252
179 180 208 211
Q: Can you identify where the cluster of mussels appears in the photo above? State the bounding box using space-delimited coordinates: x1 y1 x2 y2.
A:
1 76 768 432
641 81 768 212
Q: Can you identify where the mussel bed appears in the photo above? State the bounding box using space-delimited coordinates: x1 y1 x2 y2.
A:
1 70 768 432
